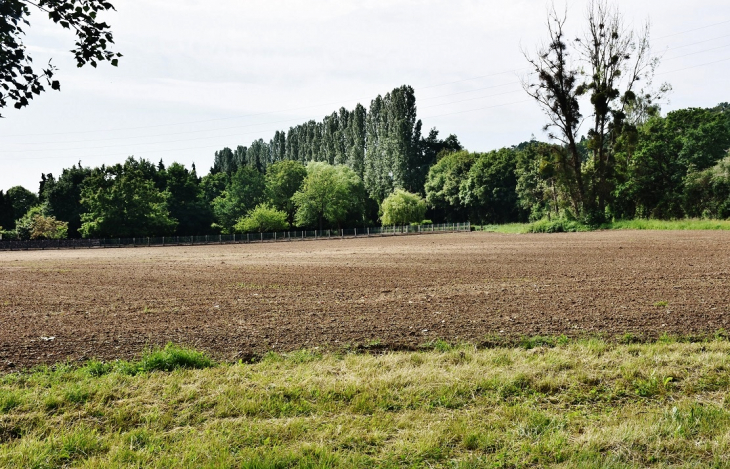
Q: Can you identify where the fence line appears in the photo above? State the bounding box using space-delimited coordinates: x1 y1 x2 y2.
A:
0 222 471 251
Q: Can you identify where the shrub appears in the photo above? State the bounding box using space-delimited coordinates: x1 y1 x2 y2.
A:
15 204 68 240
381 189 427 226
527 218 589 233
235 203 288 233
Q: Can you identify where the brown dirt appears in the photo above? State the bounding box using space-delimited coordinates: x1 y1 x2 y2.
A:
1 231 729 370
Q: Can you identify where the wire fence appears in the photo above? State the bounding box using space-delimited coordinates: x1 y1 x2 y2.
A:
0 222 471 251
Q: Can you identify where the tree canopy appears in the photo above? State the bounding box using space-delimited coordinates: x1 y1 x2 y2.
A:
1 0 121 116
293 162 365 230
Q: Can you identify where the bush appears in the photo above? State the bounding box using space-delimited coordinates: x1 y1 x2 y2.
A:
136 344 215 373
527 218 589 233
381 189 427 226
234 203 288 233
15 204 68 240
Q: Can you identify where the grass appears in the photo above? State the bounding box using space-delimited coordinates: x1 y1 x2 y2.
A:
2 338 730 467
475 218 730 234
601 218 730 231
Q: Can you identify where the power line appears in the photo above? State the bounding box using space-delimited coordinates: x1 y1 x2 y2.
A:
655 19 730 39
656 56 730 75
663 43 730 61
663 33 730 51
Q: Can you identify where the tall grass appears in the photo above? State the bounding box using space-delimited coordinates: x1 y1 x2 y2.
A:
603 218 730 230
2 338 730 467
476 218 730 234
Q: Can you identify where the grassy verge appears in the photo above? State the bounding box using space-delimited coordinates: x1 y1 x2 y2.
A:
476 218 730 234
2 339 730 468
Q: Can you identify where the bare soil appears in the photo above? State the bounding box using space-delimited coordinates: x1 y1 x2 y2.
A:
1 231 729 370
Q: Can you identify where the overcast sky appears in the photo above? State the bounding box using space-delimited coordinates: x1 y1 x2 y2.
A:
1 0 728 193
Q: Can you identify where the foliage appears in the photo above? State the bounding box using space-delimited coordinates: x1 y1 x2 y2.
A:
265 160 307 228
15 204 68 240
0 0 121 117
682 153 730 219
162 162 212 235
234 203 288 233
380 189 426 226
424 151 476 222
293 162 365 230
79 157 177 238
364 86 424 202
527 218 589 233
211 166 265 234
524 0 666 221
461 148 522 224
619 106 730 218
39 163 92 238
2 185 38 229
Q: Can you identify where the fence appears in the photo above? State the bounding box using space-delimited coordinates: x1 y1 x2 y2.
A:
0 222 471 251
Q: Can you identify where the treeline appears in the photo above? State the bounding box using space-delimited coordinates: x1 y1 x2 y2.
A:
1 91 728 240
428 103 730 224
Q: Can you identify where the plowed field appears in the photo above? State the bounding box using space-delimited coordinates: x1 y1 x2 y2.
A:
2 231 729 370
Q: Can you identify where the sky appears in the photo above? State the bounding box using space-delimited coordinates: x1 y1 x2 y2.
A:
1 0 728 193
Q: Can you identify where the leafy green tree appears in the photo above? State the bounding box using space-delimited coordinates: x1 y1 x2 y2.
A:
212 165 265 233
200 171 229 206
234 204 288 233
265 160 306 228
39 163 92 237
380 189 426 226
163 162 213 235
4 186 38 229
682 152 730 219
15 204 68 240
79 158 177 238
621 106 730 218
461 148 521 224
424 151 476 222
293 162 364 230
514 141 569 221
1 0 121 116
0 190 13 230
364 86 422 202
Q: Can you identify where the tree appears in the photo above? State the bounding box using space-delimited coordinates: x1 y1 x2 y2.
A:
460 148 521 224
265 160 306 228
0 190 14 230
523 1 663 221
380 189 426 226
424 151 476 222
79 158 177 238
293 162 364 230
39 162 92 237
234 204 288 233
364 85 422 202
162 162 213 235
514 141 569 221
622 106 730 218
212 165 265 233
15 204 67 240
3 185 38 228
1 0 121 117
683 152 730 219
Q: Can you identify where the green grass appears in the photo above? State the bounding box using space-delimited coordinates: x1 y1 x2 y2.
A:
601 218 730 230
475 218 730 234
3 338 730 467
